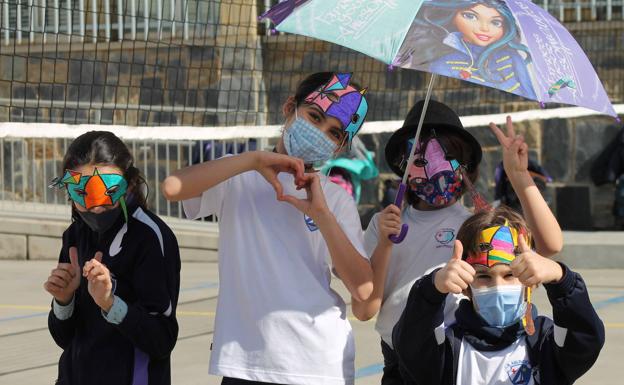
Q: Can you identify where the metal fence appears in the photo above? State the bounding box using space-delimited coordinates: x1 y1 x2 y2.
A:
2 0 624 46
1 0 624 219
0 0 220 45
0 135 267 220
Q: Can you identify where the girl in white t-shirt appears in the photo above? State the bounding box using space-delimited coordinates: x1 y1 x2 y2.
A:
162 72 373 385
351 100 563 385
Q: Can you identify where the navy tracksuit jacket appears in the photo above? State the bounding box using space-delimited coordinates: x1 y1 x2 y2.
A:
393 264 605 385
48 204 181 385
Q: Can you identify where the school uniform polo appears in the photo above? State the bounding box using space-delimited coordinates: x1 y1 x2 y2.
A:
183 170 367 385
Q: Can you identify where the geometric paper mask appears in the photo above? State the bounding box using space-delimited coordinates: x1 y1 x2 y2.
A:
406 137 461 185
51 168 129 221
465 223 520 267
304 73 368 144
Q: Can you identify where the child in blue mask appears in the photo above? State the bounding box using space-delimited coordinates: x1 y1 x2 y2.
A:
393 206 605 385
162 72 372 385
352 101 563 385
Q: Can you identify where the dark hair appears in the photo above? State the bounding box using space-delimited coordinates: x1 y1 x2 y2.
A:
405 128 480 207
396 0 531 83
456 205 529 260
61 131 147 213
293 72 335 106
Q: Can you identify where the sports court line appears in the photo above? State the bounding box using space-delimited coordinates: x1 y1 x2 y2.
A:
355 363 384 379
593 294 624 310
0 282 219 322
0 312 48 323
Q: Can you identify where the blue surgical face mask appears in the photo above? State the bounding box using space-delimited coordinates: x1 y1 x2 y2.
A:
283 110 338 164
471 284 526 328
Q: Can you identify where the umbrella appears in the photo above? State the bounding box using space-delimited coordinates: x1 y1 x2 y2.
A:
261 0 616 242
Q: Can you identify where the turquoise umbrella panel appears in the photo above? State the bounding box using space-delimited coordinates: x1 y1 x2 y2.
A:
266 0 425 64
263 0 616 117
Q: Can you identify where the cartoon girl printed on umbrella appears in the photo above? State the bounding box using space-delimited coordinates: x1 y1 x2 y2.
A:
397 0 537 100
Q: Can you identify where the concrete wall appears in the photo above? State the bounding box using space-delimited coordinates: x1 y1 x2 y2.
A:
0 215 218 262
2 213 623 268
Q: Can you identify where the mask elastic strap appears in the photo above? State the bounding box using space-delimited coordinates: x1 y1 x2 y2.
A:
120 196 129 223
522 286 535 335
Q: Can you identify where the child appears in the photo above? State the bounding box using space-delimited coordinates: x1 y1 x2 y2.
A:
351 100 563 385
393 206 605 385
44 131 181 385
161 72 373 385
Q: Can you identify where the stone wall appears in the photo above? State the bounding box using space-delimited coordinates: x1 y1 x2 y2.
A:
0 0 266 126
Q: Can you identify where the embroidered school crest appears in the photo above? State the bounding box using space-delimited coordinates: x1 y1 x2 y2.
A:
506 360 532 385
304 214 319 232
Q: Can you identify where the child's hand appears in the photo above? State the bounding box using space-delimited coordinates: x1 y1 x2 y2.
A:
377 204 402 246
489 116 529 179
83 252 114 312
44 246 81 305
434 240 476 294
511 235 563 287
280 173 331 222
254 152 306 200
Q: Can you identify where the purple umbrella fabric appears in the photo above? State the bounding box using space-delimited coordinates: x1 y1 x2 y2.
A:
261 0 616 117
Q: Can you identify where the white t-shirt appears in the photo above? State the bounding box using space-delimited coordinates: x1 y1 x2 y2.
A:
364 202 471 347
183 170 367 385
457 337 534 385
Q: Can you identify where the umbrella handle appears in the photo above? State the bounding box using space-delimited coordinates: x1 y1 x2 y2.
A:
389 183 408 243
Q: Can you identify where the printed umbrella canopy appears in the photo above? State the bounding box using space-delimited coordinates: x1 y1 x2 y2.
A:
261 0 616 242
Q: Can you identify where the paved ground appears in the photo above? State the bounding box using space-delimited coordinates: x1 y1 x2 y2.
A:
0 260 621 385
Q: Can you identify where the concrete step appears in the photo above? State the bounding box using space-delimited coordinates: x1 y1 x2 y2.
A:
554 231 624 269
1 211 623 267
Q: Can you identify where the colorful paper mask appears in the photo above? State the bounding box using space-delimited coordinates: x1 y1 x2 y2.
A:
406 138 461 182
466 223 520 267
51 168 129 221
304 73 368 144
406 137 462 206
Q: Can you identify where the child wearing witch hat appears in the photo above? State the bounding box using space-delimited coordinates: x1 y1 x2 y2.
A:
393 205 605 385
162 72 373 385
351 100 563 385
44 131 181 385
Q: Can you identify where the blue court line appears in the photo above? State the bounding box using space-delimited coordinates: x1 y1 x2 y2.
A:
0 312 49 323
594 294 624 310
355 363 384 378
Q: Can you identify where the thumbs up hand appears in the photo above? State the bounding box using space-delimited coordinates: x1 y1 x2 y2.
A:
434 240 476 294
511 235 563 287
83 252 115 312
44 246 82 305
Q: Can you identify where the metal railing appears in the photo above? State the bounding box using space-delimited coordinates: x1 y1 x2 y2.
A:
260 0 624 35
3 1 621 46
0 135 269 220
0 0 220 45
